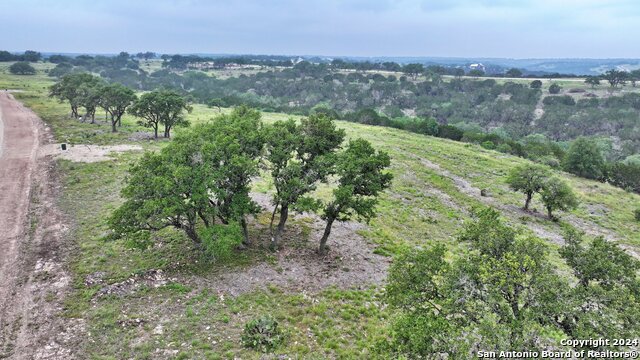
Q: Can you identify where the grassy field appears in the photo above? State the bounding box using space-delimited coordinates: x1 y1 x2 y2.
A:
3 67 640 358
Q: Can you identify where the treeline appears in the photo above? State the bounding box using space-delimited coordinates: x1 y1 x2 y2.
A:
0 50 42 62
160 54 294 70
109 107 392 257
48 54 640 158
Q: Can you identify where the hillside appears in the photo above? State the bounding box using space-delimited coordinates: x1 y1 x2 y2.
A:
1 65 639 358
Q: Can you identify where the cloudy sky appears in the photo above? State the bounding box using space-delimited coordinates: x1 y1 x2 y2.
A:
1 0 638 58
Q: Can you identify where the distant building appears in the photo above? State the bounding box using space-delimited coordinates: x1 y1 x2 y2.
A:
469 63 486 72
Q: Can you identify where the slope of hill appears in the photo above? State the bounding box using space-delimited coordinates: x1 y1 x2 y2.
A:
1 65 639 358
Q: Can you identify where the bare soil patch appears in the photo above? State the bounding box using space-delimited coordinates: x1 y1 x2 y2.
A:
0 91 80 359
39 143 142 163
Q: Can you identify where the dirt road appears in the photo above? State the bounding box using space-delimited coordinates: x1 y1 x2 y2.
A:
0 92 78 359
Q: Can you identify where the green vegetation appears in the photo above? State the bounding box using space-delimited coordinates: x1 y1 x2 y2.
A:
563 137 606 180
128 89 192 138
9 61 36 75
265 115 346 248
384 209 639 358
319 138 392 253
506 164 551 210
3 62 640 358
241 315 284 353
540 177 579 220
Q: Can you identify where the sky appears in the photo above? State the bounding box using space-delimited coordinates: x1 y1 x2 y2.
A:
1 0 639 58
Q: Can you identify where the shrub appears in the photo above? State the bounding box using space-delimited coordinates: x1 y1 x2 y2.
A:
242 315 284 352
635 208 640 222
549 83 562 94
437 124 464 141
496 143 512 153
481 140 496 150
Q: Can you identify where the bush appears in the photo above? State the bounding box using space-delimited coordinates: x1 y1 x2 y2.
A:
242 315 284 353
496 143 512 153
634 208 640 222
563 137 606 180
437 124 464 141
549 83 562 94
481 140 496 150
9 61 36 75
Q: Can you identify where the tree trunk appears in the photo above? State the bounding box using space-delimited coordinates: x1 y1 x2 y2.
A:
164 124 171 138
240 217 250 246
547 207 554 220
154 125 158 139
318 217 335 254
183 226 200 243
272 205 289 249
524 192 532 210
118 117 122 127
111 120 117 133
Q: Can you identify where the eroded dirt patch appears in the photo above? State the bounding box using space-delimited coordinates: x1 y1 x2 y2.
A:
39 143 142 163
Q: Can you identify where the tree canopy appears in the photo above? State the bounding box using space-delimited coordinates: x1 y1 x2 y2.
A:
110 107 265 256
128 89 192 138
506 164 551 210
265 114 345 248
9 61 36 75
99 83 137 132
563 137 606 180
318 138 392 254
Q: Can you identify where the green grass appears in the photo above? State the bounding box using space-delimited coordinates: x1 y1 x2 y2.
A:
4 69 639 358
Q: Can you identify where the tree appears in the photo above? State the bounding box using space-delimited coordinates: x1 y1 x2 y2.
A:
529 80 542 89
318 139 392 254
8 61 36 75
557 229 640 339
99 83 136 132
136 51 156 61
402 63 424 80
468 69 484 78
505 68 523 77
548 83 562 94
49 63 73 78
603 69 627 88
49 73 101 118
110 150 205 244
629 70 640 87
76 79 104 123
384 208 567 357
110 108 265 254
562 137 606 180
452 68 465 80
265 114 345 248
22 50 41 62
207 98 224 111
606 161 640 194
584 76 600 88
0 50 17 62
194 106 264 245
540 177 578 220
128 90 192 138
506 164 551 210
